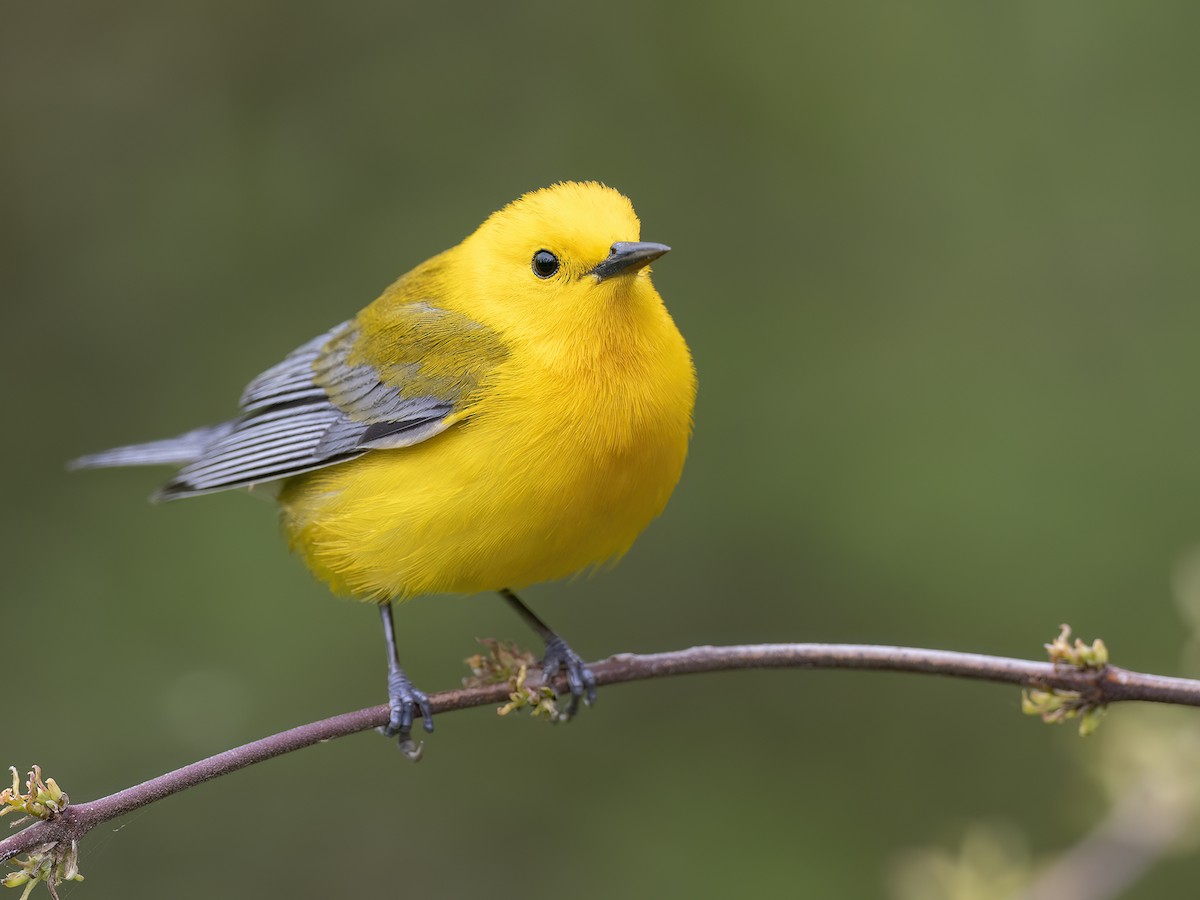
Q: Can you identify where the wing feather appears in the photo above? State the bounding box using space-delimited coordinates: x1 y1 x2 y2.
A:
156 306 506 499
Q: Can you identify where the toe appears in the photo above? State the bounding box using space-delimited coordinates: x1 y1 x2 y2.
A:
581 663 598 706
565 658 585 699
382 673 435 739
540 636 598 718
415 689 434 733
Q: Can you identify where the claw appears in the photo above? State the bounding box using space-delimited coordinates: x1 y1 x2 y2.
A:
397 739 425 762
542 635 597 719
380 669 433 758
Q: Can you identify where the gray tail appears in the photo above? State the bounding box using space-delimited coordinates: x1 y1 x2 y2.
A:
69 423 235 471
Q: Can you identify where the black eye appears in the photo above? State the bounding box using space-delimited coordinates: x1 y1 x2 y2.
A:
532 249 560 279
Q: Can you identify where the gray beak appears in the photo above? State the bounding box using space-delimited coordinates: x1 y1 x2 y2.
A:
589 241 671 281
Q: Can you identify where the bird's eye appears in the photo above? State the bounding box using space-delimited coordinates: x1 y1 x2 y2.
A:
532 249 560 279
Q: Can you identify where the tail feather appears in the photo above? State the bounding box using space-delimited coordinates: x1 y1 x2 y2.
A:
69 424 235 471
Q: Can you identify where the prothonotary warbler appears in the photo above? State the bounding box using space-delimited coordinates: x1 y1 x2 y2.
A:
73 181 697 758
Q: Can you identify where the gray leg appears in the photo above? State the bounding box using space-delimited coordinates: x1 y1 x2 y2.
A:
379 601 433 760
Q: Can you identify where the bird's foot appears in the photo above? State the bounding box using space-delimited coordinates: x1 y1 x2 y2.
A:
540 635 598 719
378 669 434 761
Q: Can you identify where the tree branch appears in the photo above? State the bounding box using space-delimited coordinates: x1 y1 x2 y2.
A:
5 640 1200 865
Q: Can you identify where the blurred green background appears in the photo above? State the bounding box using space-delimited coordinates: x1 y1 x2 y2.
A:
5 2 1200 897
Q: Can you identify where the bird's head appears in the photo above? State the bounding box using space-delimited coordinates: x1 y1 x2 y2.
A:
457 182 671 350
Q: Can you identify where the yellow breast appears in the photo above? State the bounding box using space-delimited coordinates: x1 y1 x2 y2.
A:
277 298 695 602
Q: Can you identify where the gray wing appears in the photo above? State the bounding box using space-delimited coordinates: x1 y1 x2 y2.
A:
155 314 482 500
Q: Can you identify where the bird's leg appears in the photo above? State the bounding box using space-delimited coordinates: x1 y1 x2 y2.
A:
499 588 597 718
378 601 433 760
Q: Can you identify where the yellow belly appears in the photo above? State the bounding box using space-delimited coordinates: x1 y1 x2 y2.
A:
278 356 694 601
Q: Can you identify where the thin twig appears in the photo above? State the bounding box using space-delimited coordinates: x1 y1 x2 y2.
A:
4 641 1200 863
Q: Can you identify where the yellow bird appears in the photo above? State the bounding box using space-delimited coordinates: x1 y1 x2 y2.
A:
73 182 696 757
